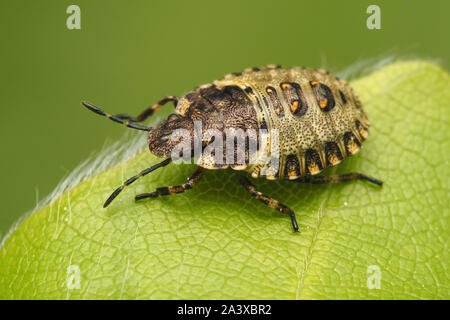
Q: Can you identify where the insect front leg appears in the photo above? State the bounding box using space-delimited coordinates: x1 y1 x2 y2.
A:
135 167 204 201
115 95 179 123
237 175 299 232
103 158 172 207
296 173 383 186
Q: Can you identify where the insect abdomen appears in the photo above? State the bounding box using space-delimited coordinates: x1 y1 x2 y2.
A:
214 65 369 179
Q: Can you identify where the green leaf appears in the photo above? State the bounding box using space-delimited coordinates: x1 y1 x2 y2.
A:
1 61 449 299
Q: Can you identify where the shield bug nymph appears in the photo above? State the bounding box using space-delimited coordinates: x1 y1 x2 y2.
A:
82 64 382 232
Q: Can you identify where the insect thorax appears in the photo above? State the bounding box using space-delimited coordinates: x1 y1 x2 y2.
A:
175 65 370 180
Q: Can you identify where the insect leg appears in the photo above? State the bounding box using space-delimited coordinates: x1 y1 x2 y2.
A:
103 158 171 207
237 175 299 232
135 167 204 201
296 173 383 186
115 96 179 123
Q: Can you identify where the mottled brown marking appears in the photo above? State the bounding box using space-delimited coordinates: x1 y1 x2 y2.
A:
355 120 368 140
280 82 308 117
324 141 344 166
266 86 284 117
310 81 335 112
343 131 361 155
305 149 323 175
284 154 301 179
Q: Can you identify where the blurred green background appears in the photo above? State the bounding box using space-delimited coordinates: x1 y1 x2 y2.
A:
0 0 448 236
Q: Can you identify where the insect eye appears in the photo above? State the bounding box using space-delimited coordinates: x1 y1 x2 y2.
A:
168 113 179 121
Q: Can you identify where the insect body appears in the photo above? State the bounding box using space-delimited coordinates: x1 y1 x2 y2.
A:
82 65 382 232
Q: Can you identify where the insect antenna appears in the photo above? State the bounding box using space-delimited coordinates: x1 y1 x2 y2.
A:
82 101 151 131
103 158 172 208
